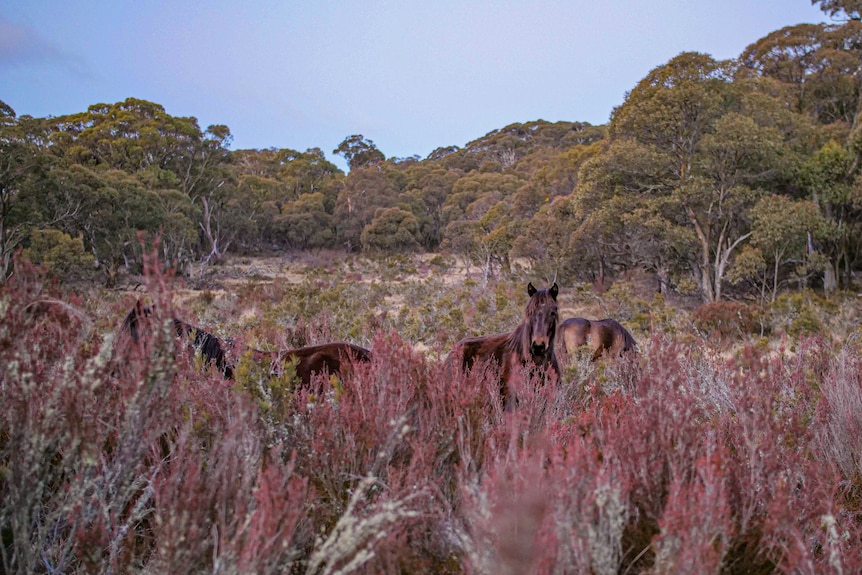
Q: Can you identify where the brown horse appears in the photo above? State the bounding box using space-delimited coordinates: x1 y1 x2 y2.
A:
120 299 234 378
246 342 372 387
120 299 371 385
448 282 561 407
559 317 637 361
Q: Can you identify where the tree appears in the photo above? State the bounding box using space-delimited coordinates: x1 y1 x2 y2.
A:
736 195 828 302
333 135 385 170
333 165 402 251
22 229 95 282
813 0 862 21
171 123 236 265
601 52 798 301
48 98 201 172
276 193 334 251
359 207 421 253
738 23 862 126
275 147 343 205
42 99 239 268
81 169 166 284
398 167 459 250
512 197 579 285
441 172 523 226
797 141 862 291
0 101 40 281
443 200 518 283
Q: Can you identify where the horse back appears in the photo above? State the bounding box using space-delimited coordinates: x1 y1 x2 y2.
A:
449 333 510 372
285 342 372 385
559 317 591 353
594 319 637 358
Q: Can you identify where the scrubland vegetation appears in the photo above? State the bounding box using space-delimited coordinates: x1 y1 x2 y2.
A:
3 2 862 571
2 250 861 574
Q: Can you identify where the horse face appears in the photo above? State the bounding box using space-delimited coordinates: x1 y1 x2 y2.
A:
526 282 558 357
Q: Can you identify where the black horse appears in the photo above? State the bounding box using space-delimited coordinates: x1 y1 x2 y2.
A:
120 299 233 378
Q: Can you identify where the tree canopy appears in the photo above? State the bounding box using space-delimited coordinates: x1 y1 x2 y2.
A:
4 2 862 300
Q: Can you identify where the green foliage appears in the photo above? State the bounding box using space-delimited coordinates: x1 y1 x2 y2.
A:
276 192 335 250
4 10 862 300
360 207 421 253
22 229 95 282
232 350 298 418
770 290 835 338
334 165 403 251
333 134 386 170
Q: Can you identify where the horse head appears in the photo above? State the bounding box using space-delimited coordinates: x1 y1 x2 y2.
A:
524 282 559 359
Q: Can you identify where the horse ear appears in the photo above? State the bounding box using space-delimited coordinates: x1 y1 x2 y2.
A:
527 282 537 297
550 283 559 300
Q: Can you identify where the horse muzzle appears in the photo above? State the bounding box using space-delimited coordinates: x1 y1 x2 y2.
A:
530 341 548 356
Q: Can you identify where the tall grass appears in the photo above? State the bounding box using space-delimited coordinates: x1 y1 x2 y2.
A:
1 257 860 573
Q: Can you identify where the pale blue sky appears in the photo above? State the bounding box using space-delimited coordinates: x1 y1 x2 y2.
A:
2 1 829 170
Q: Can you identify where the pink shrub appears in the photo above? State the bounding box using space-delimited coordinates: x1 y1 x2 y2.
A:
650 436 733 574
3 255 862 573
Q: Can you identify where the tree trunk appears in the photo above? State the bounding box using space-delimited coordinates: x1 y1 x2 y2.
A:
771 256 780 303
824 262 838 295
199 197 223 265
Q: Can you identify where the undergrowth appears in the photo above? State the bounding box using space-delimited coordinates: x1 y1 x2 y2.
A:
1 255 861 574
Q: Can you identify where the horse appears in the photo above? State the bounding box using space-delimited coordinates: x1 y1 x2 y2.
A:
559 317 637 361
119 299 234 378
447 282 560 408
245 342 372 387
120 299 371 385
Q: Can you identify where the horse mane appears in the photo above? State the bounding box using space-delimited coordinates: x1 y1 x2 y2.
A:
119 299 233 378
505 315 534 361
120 299 153 343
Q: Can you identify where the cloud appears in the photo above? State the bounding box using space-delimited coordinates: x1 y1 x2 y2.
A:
0 17 88 76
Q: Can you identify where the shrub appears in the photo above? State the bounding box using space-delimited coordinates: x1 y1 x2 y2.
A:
22 229 96 283
3 253 862 574
692 300 761 342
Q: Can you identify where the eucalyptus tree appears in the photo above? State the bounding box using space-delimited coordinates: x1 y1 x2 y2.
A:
276 192 334 251
333 164 402 251
398 165 460 250
359 207 421 253
333 135 385 170
732 195 829 302
440 172 525 280
40 99 238 266
738 17 862 292
0 101 38 281
797 141 862 291
513 196 584 285
813 0 862 21
584 52 805 301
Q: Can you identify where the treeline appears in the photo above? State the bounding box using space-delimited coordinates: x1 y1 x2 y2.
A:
1 6 861 301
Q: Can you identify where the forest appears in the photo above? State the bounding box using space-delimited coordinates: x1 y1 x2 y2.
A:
3 2 862 574
2 4 862 303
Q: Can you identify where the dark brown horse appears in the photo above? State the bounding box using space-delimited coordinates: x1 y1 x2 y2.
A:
120 299 371 385
246 342 372 387
120 299 234 378
448 282 561 407
559 317 637 361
